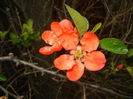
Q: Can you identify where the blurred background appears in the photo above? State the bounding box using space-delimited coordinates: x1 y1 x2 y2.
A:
0 0 133 99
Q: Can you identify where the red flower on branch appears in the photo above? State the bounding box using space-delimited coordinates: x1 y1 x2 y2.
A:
117 64 124 69
39 19 106 81
54 32 106 81
39 19 79 55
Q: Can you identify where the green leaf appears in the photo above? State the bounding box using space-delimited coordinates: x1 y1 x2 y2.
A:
27 19 33 29
23 24 29 29
100 38 128 54
65 4 89 37
22 24 31 32
21 32 29 40
127 67 133 78
127 49 133 57
10 33 21 44
91 22 102 33
29 33 41 41
0 31 8 39
0 74 7 81
21 40 33 47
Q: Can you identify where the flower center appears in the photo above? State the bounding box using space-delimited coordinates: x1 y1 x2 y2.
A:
74 50 84 59
70 46 86 60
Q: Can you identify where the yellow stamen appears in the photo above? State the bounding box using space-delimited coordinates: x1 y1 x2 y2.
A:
74 46 86 59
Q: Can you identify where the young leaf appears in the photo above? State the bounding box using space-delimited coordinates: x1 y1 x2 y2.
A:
127 49 133 57
100 38 128 54
10 33 21 44
0 74 7 81
0 31 8 39
91 23 102 33
127 67 133 78
27 19 33 29
65 4 89 37
21 32 29 40
22 24 31 33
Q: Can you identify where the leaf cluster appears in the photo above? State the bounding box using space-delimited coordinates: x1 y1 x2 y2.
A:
0 19 41 47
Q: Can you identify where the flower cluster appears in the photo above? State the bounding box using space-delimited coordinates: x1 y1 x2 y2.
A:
39 19 106 81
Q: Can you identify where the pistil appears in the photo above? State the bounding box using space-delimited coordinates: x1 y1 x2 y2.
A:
70 46 86 60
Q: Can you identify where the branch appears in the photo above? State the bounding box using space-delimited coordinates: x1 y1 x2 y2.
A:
0 54 133 98
86 84 133 99
0 85 21 99
0 55 66 79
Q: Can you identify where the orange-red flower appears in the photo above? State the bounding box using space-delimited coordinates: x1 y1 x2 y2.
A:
54 32 106 81
39 19 79 55
39 19 106 81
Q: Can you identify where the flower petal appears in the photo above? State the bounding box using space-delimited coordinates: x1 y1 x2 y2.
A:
54 54 75 70
39 46 54 55
74 28 79 37
84 51 106 71
39 43 62 55
51 22 63 36
59 19 74 33
59 33 79 50
41 31 57 45
66 60 84 81
80 32 99 52
52 42 63 52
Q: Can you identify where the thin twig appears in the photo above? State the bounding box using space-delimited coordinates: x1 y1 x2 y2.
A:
0 85 21 99
82 84 86 99
0 85 8 96
122 24 132 41
0 55 133 98
86 84 133 99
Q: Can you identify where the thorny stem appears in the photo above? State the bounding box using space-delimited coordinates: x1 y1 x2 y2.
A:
0 54 133 98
